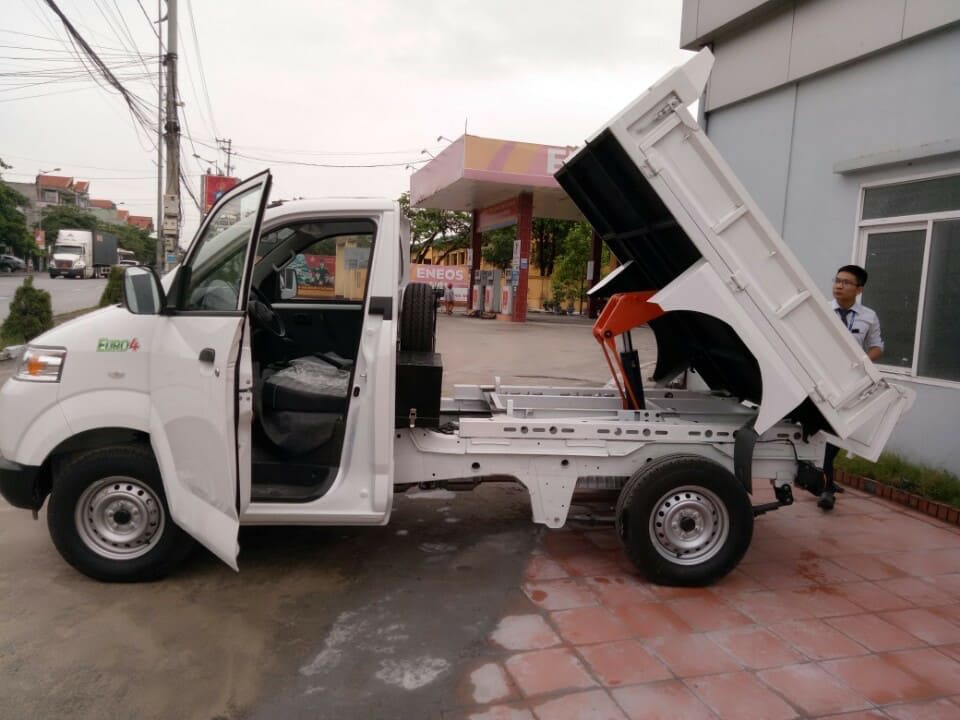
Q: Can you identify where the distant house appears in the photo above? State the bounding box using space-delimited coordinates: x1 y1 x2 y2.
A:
680 0 960 473
36 175 89 209
3 174 91 229
127 215 154 233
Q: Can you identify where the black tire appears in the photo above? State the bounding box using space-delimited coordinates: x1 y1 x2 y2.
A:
399 282 436 352
47 444 195 582
615 454 753 586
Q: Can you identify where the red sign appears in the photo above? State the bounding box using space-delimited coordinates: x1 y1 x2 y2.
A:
34 229 46 249
476 197 519 233
202 175 241 212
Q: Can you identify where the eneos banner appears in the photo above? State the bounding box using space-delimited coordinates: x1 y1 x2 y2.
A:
410 264 470 303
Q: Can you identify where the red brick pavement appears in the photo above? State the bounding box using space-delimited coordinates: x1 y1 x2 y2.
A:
453 484 960 719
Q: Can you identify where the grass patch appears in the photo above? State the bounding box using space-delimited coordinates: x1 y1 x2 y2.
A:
836 451 960 509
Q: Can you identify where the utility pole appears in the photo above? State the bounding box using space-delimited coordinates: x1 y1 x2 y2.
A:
217 137 234 177
155 0 163 270
161 0 179 272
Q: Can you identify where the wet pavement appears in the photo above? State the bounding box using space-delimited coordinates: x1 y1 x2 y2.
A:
450 483 960 720
1 313 958 719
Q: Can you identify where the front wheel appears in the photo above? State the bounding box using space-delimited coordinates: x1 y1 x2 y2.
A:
47 444 195 582
615 455 753 586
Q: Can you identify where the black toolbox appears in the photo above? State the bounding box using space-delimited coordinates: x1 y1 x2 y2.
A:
395 351 443 429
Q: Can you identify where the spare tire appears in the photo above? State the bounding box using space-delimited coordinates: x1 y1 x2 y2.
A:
399 282 436 352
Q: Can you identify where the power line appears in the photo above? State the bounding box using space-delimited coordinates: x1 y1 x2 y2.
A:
184 0 218 138
230 150 431 169
134 0 160 40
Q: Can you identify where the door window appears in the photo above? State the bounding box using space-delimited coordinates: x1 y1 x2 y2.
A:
180 183 267 312
259 220 376 302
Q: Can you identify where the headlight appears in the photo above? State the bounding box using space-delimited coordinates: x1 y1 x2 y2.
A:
15 347 66 383
74 261 86 268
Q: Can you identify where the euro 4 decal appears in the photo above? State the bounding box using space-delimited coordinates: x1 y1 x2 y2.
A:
97 338 140 352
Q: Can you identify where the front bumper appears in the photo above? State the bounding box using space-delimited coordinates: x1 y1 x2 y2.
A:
0 456 43 510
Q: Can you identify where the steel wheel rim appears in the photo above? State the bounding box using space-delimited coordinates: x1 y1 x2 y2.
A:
75 476 165 560
649 484 729 565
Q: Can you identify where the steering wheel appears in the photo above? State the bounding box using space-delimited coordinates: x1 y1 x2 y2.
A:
248 286 286 338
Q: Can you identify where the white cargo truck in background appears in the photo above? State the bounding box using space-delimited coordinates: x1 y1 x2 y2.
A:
48 228 118 278
0 50 913 586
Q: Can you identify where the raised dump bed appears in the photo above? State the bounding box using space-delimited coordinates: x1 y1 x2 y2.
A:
556 49 913 461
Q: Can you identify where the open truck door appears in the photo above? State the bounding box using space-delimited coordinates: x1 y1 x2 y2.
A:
556 49 913 462
148 171 271 569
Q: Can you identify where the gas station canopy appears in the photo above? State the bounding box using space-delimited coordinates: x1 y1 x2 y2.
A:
410 135 584 224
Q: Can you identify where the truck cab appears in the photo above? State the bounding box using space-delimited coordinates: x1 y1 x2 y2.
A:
49 229 94 279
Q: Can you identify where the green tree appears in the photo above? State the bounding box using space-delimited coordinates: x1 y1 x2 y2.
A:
398 192 471 264
98 265 124 307
532 218 574 277
40 205 98 248
0 275 53 343
551 222 597 309
481 227 515 270
0 159 34 259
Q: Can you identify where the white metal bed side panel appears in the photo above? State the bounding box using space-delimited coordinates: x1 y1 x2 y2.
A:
598 50 913 456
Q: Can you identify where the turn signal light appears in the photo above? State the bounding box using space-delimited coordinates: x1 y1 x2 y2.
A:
15 347 66 383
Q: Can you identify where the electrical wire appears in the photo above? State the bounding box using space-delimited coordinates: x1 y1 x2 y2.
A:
230 150 431 169
184 0 218 138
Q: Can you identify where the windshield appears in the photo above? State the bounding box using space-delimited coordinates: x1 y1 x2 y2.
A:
53 244 83 255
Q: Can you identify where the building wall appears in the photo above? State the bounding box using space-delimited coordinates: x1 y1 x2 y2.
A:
684 0 960 110
704 25 960 472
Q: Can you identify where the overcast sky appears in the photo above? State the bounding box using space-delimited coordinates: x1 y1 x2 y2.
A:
2 0 691 241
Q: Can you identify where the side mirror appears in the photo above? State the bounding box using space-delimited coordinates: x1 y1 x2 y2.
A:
280 267 299 300
122 266 166 315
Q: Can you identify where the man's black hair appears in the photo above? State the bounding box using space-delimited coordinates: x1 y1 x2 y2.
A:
837 264 868 287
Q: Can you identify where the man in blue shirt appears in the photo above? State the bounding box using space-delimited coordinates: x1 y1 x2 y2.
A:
820 264 884 510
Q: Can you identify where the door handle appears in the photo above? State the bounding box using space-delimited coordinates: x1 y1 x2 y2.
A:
199 348 216 363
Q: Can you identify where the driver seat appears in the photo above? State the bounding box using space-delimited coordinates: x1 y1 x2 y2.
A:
257 356 352 456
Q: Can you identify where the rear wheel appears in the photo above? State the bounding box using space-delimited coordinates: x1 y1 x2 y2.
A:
399 282 436 352
615 455 753 586
47 444 195 582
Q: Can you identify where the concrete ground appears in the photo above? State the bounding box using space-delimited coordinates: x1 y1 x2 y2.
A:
1 312 959 719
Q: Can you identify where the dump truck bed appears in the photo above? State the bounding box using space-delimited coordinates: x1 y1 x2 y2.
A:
556 50 912 461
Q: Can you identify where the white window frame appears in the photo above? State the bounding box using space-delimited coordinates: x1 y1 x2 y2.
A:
854 168 960 389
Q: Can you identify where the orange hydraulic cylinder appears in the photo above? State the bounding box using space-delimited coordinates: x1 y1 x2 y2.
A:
592 291 664 409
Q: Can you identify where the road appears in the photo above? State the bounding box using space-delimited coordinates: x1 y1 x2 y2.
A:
0 312 652 720
0 272 106 323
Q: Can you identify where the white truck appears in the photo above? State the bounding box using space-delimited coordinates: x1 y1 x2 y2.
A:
48 228 118 279
0 51 912 585
49 228 95 279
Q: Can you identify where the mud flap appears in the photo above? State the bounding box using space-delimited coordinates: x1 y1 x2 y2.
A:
733 422 757 494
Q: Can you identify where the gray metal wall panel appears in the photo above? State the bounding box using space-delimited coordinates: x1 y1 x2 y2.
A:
697 0 779 35
903 0 960 38
788 0 906 80
681 0 701 48
680 0 786 47
705 85 796 236
708 7 794 110
697 0 959 110
707 27 960 473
